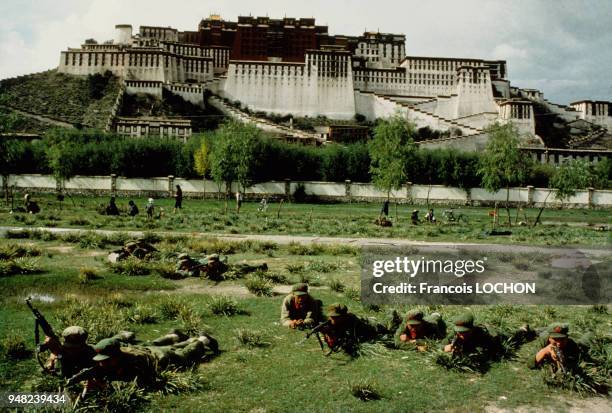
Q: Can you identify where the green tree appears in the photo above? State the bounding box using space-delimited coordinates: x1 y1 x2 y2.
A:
193 140 210 198
368 115 416 202
209 121 261 211
0 139 27 203
533 159 593 226
477 122 531 226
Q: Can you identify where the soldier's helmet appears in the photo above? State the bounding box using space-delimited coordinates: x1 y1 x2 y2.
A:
291 283 309 296
405 310 424 325
327 303 348 317
453 312 475 332
93 338 121 361
62 326 88 348
548 323 569 339
206 253 220 261
178 253 190 260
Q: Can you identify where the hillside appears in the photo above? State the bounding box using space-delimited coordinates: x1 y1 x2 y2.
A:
0 70 121 130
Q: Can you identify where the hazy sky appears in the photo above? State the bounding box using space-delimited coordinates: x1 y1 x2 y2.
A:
1 0 610 104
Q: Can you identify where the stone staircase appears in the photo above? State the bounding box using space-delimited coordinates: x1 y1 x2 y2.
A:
375 94 484 136
207 95 323 144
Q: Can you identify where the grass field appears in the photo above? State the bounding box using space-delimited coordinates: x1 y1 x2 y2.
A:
0 230 610 412
1 194 611 247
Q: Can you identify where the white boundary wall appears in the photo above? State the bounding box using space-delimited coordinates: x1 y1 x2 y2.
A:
2 174 610 208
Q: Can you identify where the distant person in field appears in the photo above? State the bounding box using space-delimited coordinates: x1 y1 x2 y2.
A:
24 193 40 214
411 209 419 225
105 196 120 216
235 191 243 213
425 208 436 224
145 198 155 220
174 185 183 213
128 200 139 217
380 200 389 217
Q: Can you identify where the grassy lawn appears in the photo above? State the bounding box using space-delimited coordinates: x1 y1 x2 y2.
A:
0 234 610 412
1 194 611 247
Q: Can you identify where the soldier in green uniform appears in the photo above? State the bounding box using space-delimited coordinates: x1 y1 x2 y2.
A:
43 326 95 378
395 310 446 350
319 303 388 356
280 283 322 329
175 253 207 277
528 323 589 373
69 330 218 391
108 240 157 263
443 312 534 357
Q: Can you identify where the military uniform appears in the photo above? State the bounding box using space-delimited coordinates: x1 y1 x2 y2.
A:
176 253 207 277
528 323 589 372
108 240 157 263
442 312 534 357
280 283 322 328
72 331 218 388
395 310 446 346
321 304 386 356
45 326 95 378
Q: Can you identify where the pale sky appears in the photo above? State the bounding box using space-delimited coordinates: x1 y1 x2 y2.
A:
1 0 610 105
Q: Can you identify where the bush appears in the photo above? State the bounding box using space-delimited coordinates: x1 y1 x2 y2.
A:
208 295 243 316
0 243 42 260
1 333 31 360
234 329 269 348
108 258 151 276
287 242 324 256
124 304 158 324
349 379 382 401
78 267 102 284
244 274 273 297
157 297 190 320
0 257 42 277
328 278 346 293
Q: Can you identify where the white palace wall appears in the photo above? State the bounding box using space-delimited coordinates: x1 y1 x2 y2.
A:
4 174 610 208
221 52 355 119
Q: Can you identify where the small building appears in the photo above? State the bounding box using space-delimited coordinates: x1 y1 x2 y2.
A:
114 116 192 141
326 124 370 142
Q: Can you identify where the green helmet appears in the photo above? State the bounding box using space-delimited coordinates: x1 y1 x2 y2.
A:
405 310 424 325
291 283 308 296
548 323 569 339
93 338 121 361
453 312 475 332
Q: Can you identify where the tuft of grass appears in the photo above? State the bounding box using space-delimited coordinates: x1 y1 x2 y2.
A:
124 304 159 324
349 379 382 401
1 333 31 360
78 379 150 412
306 260 339 273
344 287 361 301
234 328 269 348
108 257 151 276
244 274 273 297
152 262 181 279
156 369 211 395
328 278 346 293
0 257 42 277
208 295 243 316
285 264 304 274
587 305 608 315
0 243 42 260
253 270 288 284
78 267 102 284
286 242 324 256
157 297 190 320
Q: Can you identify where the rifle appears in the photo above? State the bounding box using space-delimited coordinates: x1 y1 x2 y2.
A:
551 344 567 373
305 320 331 354
25 297 59 373
66 366 96 387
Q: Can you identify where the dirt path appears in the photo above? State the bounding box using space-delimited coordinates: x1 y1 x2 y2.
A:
1 225 610 257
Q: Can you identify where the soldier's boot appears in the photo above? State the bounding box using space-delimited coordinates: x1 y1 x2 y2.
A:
197 333 219 354
112 330 136 343
152 329 188 346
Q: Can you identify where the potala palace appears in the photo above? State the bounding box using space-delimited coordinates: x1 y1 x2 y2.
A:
57 15 611 161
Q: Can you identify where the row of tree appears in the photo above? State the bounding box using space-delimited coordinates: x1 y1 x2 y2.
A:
1 120 610 200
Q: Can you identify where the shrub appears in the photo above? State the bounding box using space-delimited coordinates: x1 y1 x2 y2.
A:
306 261 338 273
78 267 102 284
157 297 190 320
0 257 42 277
344 287 360 301
1 333 31 360
108 258 151 276
152 263 180 279
0 243 42 260
124 304 158 324
349 379 382 401
287 242 324 256
328 278 346 293
244 274 273 297
285 264 304 274
208 295 243 316
234 329 269 348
